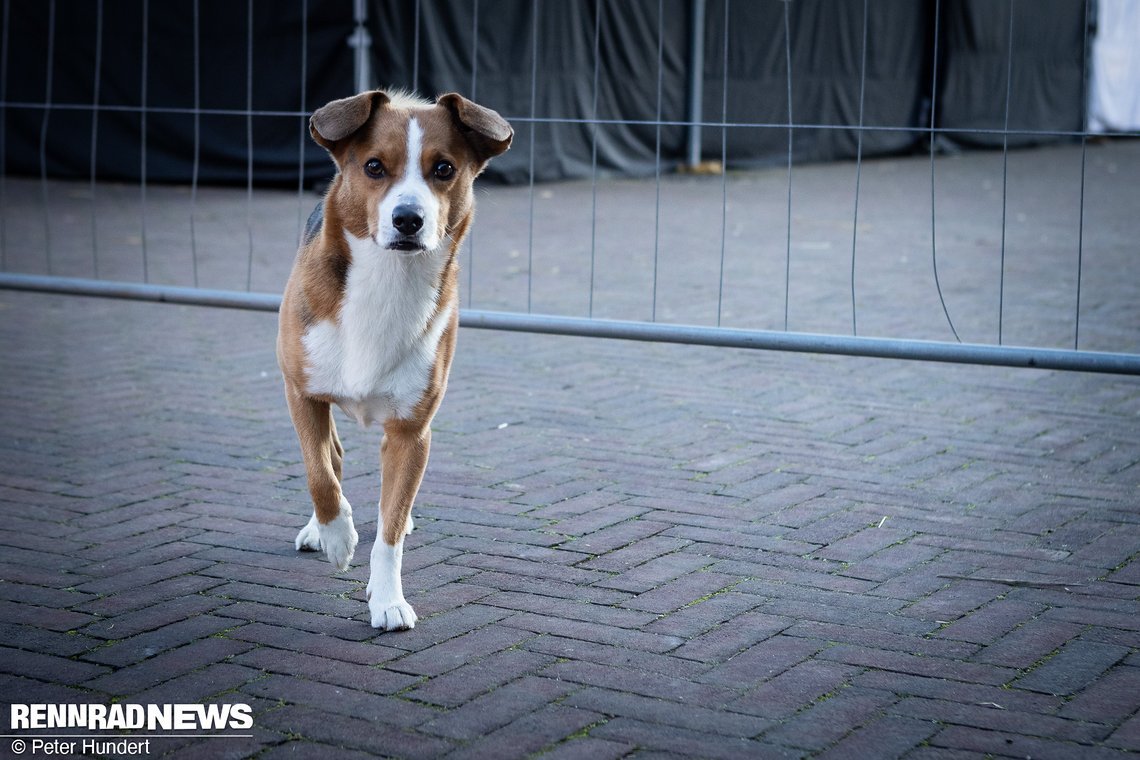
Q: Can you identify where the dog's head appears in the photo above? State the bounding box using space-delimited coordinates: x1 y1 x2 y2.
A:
310 89 512 254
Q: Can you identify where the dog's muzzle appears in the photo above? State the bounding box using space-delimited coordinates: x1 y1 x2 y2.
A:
390 204 426 251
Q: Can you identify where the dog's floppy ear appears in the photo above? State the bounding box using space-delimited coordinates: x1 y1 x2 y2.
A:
310 90 390 152
437 93 513 164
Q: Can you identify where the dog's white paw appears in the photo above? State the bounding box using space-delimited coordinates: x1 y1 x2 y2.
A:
295 513 322 552
369 598 417 631
317 497 358 572
366 524 412 630
406 514 415 535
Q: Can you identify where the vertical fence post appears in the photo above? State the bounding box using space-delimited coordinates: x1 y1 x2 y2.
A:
686 0 706 167
349 0 372 93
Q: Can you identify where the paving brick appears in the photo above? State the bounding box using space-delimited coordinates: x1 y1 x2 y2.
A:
461 569 632 605
130 661 263 705
853 670 1061 714
258 704 453 759
759 597 933 637
445 703 604 760
622 571 739 614
670 610 794 663
242 673 435 728
564 686 772 738
522 634 707 680
591 716 793 760
551 504 654 538
83 637 254 696
0 623 101 658
1108 712 1140 751
1014 639 1129 696
900 579 1008 622
783 619 979 659
447 552 612 585
697 635 824 689
840 540 944 582
936 598 1046 644
760 686 896 751
403 647 555 707
590 551 710 592
528 736 634 760
576 535 693 574
642 590 764 637
388 624 531 677
0 646 110 685
206 581 361 618
419 675 577 741
542 659 737 707
227 621 405 665
815 714 937 760
819 644 1017 686
971 617 1084 669
892 696 1109 744
1058 666 1140 722
75 575 228 619
83 614 237 667
503 612 682 654
729 659 859 719
479 590 656 629
211 600 378 642
930 725 1125 759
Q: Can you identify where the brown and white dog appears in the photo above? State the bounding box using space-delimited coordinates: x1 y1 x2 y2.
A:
277 90 511 630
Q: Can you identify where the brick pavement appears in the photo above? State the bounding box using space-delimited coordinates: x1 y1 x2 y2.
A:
0 287 1137 758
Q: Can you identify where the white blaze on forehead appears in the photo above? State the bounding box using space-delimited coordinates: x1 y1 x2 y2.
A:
377 116 442 251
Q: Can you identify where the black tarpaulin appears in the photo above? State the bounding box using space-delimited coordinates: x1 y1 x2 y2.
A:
3 0 1091 187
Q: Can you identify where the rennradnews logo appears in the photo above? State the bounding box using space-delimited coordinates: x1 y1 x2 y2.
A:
11 703 253 731
8 703 253 756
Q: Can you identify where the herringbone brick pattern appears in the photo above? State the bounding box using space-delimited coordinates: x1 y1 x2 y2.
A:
1 290 1137 758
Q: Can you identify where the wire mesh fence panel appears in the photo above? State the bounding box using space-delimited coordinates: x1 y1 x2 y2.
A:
1 0 1138 373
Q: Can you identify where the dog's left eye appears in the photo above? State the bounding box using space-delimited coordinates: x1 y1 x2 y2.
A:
433 161 455 180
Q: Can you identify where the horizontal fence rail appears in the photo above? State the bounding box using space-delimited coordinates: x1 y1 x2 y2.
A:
2 0 1138 375
4 272 1139 376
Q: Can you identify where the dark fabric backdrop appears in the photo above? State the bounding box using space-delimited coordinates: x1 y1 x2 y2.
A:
3 0 1088 186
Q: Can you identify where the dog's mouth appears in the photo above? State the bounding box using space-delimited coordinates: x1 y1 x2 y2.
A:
387 238 426 253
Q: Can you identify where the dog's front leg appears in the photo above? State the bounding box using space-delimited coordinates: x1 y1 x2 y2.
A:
287 389 358 571
367 419 428 630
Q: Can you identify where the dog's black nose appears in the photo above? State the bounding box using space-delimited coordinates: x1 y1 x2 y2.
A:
392 205 424 236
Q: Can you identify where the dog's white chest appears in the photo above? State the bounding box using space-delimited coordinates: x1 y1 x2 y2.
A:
302 233 452 425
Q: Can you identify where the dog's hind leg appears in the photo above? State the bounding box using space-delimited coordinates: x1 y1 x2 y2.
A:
329 412 345 482
288 390 358 571
366 419 430 630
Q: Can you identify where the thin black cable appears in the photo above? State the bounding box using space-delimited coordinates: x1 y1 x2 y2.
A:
849 0 869 336
245 0 254 291
294 0 308 250
716 0 729 327
0 0 9 270
412 0 421 92
997 0 1015 345
929 0 960 342
140 0 149 282
587 0 601 318
782 0 793 332
466 0 478 305
90 0 103 278
3 99 1133 139
1074 0 1090 350
39 0 56 274
650 0 663 322
525 0 537 313
191 0 201 286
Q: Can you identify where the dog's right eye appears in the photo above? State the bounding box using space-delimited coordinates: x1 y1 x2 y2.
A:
364 159 385 178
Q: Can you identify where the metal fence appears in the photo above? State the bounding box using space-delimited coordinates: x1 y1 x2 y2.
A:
2 0 1139 375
